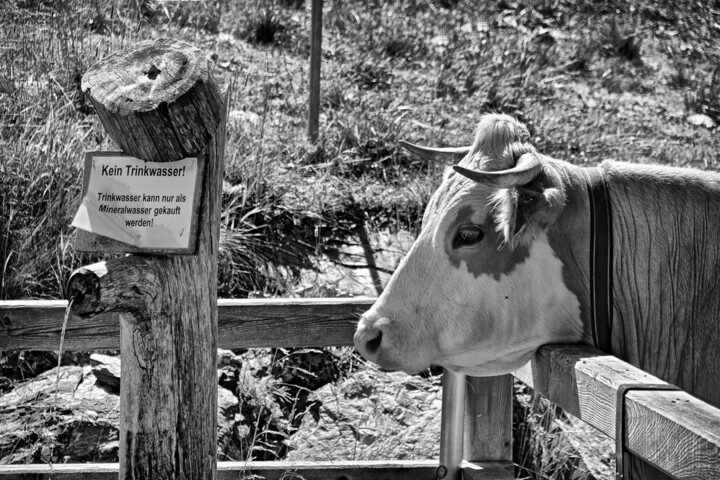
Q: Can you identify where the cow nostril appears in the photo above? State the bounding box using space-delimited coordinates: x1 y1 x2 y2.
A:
365 331 382 354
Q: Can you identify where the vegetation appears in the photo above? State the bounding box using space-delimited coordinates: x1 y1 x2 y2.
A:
1 0 718 477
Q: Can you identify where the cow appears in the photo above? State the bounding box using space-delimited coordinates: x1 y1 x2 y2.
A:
354 113 720 407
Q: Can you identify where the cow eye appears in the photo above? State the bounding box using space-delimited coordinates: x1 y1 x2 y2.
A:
452 226 484 249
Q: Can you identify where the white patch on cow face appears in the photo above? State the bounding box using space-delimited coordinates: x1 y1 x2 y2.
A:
434 231 583 375
356 181 583 375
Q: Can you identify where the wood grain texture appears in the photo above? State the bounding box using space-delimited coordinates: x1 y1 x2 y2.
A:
218 297 373 348
81 38 209 115
625 390 720 479
73 38 225 480
464 375 513 462
514 344 720 479
625 458 674 480
0 298 374 351
513 344 672 438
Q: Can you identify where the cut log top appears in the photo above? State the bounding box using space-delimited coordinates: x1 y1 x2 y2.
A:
81 38 209 115
80 38 225 162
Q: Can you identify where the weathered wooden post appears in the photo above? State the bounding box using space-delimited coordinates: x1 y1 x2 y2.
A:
308 0 323 142
66 38 225 480
464 376 514 476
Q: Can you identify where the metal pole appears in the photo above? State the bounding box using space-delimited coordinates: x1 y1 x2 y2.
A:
439 369 467 480
308 0 322 142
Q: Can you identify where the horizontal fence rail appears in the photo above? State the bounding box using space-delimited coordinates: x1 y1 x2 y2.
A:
0 460 429 480
515 345 720 480
0 460 515 480
2 300 720 479
0 298 374 351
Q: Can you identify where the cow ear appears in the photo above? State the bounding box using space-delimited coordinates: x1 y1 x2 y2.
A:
492 166 565 250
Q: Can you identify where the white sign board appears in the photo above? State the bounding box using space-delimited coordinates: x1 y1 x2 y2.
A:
72 153 203 253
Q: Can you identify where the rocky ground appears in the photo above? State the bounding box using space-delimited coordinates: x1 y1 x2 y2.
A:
0 350 443 465
0 358 121 464
285 369 442 462
0 350 614 479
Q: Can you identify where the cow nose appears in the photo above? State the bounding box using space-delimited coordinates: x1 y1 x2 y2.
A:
354 320 383 360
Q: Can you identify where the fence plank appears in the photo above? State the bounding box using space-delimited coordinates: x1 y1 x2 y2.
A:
0 460 517 480
218 298 372 348
0 460 514 480
1 300 119 351
514 344 720 479
223 460 433 480
626 390 720 480
512 344 672 439
0 298 374 351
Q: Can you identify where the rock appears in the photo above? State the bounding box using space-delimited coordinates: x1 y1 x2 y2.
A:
285 369 442 461
0 366 119 464
0 363 242 464
686 113 717 129
89 353 121 392
1 349 439 465
217 385 240 460
219 366 240 393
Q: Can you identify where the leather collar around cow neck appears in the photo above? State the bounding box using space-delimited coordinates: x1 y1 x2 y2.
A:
585 166 613 354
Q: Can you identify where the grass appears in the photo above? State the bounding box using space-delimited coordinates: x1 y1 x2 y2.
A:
4 0 718 296
515 392 581 479
1 0 720 477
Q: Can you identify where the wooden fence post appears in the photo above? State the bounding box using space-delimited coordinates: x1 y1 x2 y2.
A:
464 376 514 473
66 39 225 480
308 0 323 142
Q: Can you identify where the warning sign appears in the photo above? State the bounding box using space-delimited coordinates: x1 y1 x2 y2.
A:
72 153 203 252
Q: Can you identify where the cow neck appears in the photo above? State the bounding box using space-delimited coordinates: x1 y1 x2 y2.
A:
584 166 613 354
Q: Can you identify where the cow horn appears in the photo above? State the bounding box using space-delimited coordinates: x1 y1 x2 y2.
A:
399 141 472 162
453 152 542 187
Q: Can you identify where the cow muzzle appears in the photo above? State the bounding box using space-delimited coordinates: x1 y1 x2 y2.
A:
353 316 384 364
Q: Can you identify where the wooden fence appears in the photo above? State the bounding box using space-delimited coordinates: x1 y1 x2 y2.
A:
1 298 720 479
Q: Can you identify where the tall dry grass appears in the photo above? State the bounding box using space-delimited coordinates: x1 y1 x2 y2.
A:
0 1 137 300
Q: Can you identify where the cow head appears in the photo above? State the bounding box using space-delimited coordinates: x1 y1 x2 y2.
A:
354 114 584 375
